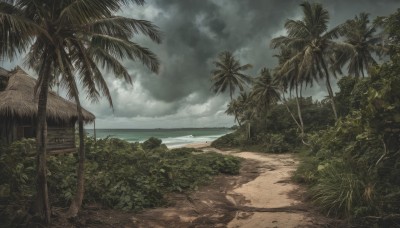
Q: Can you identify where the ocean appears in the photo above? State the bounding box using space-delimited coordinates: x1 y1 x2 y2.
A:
85 128 232 148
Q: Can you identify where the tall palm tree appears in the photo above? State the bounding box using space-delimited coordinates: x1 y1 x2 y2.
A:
251 68 281 112
211 51 252 100
335 13 383 77
271 1 341 120
0 0 160 222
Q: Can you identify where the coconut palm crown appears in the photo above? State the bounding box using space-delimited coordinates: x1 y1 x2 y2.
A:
270 1 342 120
211 51 252 100
335 12 383 77
251 68 281 109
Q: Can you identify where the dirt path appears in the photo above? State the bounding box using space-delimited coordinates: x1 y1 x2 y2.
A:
61 147 333 227
223 150 313 228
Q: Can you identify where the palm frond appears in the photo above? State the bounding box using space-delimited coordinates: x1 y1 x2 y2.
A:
86 16 161 43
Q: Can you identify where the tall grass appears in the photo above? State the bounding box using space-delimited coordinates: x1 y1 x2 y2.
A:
310 162 376 218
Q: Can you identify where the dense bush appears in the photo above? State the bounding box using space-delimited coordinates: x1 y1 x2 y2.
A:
141 137 162 150
0 137 241 226
294 59 400 225
211 133 240 149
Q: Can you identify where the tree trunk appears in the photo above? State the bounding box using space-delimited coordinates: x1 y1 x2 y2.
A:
295 85 305 137
325 76 338 120
68 97 85 217
320 57 338 120
282 94 302 131
282 93 309 145
35 65 51 224
247 122 251 140
235 114 242 127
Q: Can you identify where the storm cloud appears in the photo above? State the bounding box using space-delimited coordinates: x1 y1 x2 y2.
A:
3 1 399 128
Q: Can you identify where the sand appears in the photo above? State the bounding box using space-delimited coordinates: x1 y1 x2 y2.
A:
226 151 313 228
180 141 212 149
182 144 316 227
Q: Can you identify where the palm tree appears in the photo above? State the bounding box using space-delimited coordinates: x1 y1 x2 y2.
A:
226 99 242 127
273 48 306 137
211 51 252 100
335 12 383 77
236 92 256 139
271 1 341 120
251 68 281 112
0 0 160 222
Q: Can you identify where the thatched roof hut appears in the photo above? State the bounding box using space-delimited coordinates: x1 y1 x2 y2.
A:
0 67 95 122
0 67 95 154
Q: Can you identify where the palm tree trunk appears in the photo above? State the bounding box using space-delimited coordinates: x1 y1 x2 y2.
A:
320 57 338 120
235 114 242 127
68 97 85 217
295 84 305 136
247 122 251 140
35 64 52 224
282 94 302 132
325 76 338 120
282 93 309 145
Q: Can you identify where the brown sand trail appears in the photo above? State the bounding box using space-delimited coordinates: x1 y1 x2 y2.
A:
223 151 313 228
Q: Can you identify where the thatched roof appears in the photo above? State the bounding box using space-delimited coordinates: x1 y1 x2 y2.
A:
0 67 95 122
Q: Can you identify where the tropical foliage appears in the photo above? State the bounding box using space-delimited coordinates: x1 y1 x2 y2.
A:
335 12 383 77
0 137 241 227
211 51 252 100
271 2 341 120
214 3 400 226
0 0 160 221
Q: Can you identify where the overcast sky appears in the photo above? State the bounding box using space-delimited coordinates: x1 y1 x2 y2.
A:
2 0 399 129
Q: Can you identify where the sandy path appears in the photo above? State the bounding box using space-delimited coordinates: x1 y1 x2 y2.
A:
223 151 313 228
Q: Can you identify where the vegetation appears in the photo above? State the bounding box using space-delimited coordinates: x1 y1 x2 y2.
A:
211 2 400 226
0 137 241 227
0 0 160 221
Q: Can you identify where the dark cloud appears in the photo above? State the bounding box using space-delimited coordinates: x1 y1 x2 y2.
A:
3 0 399 128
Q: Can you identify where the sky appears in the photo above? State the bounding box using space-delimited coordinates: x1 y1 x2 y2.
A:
2 0 400 129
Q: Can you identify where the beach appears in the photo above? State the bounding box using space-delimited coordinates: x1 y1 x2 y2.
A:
86 128 231 148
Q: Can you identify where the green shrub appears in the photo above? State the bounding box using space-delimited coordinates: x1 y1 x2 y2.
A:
211 133 240 148
0 139 36 227
0 136 242 224
263 133 291 153
142 137 162 150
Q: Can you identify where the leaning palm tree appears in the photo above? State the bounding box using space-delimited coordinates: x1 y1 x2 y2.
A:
271 1 341 120
334 12 383 77
0 0 160 222
211 51 252 100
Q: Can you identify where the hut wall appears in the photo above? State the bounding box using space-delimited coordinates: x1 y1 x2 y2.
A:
47 126 75 151
0 119 16 144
